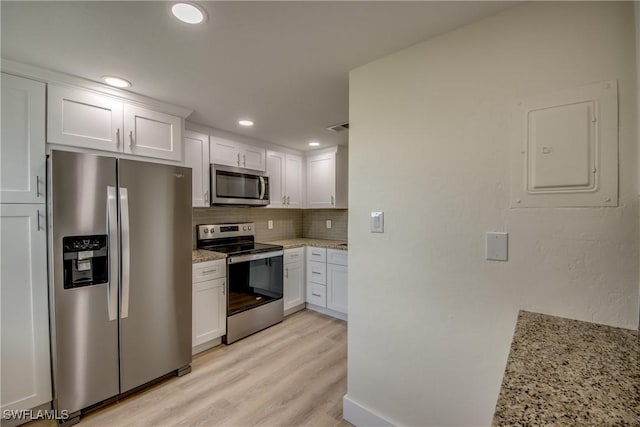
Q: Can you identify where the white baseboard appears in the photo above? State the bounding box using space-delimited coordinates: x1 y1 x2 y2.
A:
192 337 222 356
306 303 348 321
284 303 306 317
343 394 395 427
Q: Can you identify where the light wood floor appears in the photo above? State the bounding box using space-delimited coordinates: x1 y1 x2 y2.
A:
35 309 350 427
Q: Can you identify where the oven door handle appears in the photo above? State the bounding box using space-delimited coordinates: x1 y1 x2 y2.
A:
259 176 266 200
228 250 284 264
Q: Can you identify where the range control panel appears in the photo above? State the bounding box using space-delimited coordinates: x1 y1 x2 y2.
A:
197 223 255 241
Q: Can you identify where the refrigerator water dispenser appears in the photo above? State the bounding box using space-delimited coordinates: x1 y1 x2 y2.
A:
62 235 108 289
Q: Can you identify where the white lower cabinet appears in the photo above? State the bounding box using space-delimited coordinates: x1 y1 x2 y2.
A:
283 248 305 315
192 260 226 353
0 204 52 412
306 247 348 319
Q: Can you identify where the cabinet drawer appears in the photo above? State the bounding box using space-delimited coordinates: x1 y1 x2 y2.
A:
327 249 348 266
307 260 326 285
284 247 304 264
306 247 326 263
307 283 326 307
193 259 226 282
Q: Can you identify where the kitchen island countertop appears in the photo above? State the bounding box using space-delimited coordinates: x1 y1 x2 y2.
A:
493 311 639 426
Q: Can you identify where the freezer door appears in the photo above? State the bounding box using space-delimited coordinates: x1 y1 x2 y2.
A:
118 159 192 392
51 151 120 413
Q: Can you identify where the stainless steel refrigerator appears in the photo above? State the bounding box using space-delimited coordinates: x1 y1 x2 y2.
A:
50 150 192 420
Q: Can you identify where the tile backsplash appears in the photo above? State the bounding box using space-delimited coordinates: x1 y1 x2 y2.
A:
303 209 348 241
192 207 348 247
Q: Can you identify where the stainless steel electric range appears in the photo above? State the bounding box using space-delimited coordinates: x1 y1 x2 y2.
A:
196 223 284 344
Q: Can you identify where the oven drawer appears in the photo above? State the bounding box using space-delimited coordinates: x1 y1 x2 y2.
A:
193 259 226 283
307 283 326 307
307 260 326 285
306 247 326 263
284 247 304 264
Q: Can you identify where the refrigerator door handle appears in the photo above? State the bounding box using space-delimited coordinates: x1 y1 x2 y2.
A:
120 187 131 319
107 186 119 321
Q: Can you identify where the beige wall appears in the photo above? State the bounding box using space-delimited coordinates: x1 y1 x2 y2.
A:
347 2 638 425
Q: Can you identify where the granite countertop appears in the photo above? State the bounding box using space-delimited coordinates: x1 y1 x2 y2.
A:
493 311 639 426
264 238 348 251
192 249 227 264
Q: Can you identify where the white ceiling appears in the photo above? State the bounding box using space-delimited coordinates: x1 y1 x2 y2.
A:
1 1 514 151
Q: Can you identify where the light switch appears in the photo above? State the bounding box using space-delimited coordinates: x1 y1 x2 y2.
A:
371 212 384 233
326 220 332 229
486 232 508 261
268 220 273 230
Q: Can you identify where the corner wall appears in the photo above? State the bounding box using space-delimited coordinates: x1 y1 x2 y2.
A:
347 2 639 425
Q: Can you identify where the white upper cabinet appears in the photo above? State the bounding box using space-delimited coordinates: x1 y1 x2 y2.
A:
210 136 266 171
1 74 46 204
266 151 303 208
306 146 348 209
184 131 210 207
48 84 183 162
123 105 182 162
48 85 123 153
1 204 52 412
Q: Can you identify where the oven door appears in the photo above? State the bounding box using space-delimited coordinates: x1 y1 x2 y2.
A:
227 251 283 316
210 164 269 206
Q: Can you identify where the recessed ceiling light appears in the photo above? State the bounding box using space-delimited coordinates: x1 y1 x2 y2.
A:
309 141 320 147
171 2 207 24
102 76 131 88
238 120 254 127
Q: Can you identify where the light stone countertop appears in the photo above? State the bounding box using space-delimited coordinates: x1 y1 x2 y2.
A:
264 238 348 251
493 311 639 426
192 249 227 264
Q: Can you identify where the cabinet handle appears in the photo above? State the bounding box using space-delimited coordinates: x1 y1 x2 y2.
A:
204 190 209 204
36 175 41 198
222 286 225 296
291 254 299 258
129 131 134 148
331 195 335 206
116 128 120 146
243 154 246 168
202 269 218 275
237 153 241 167
287 196 290 205
285 268 289 279
36 209 42 231
283 196 286 205
312 292 321 297
312 271 321 275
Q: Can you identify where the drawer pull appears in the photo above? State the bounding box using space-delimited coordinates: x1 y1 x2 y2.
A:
312 292 321 297
201 269 218 274
312 271 321 275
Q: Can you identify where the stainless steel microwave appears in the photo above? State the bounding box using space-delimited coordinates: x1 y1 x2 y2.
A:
210 164 270 206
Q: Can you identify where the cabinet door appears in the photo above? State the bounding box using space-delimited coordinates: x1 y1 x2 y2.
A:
123 104 182 161
242 144 266 171
1 74 46 204
285 154 303 208
284 261 305 311
192 278 226 347
1 204 52 412
327 263 348 314
307 152 336 208
266 151 285 208
210 136 241 167
184 131 210 207
48 84 123 152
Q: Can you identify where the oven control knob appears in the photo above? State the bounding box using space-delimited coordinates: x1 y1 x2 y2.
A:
203 229 209 234
209 228 215 234
248 226 252 231
243 226 247 231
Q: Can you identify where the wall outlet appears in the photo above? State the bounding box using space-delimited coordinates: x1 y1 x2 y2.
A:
486 232 508 261
326 220 332 229
268 220 273 230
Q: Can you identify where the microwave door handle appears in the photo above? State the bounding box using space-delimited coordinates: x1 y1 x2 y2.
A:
259 176 265 200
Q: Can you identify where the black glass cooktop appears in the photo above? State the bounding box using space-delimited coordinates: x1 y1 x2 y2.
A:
199 241 283 256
